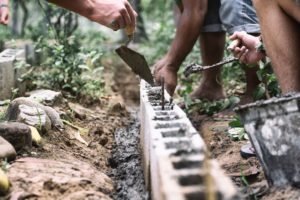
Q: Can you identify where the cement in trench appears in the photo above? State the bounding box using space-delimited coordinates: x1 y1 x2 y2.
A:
109 112 149 200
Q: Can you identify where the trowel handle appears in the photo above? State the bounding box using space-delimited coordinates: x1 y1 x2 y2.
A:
125 25 135 37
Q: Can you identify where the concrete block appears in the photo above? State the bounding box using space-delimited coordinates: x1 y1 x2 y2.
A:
0 49 26 100
140 80 240 200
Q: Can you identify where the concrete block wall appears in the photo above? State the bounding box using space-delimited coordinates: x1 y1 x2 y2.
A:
0 49 26 100
140 80 240 200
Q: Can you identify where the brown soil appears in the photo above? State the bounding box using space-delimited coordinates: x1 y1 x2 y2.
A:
1 61 139 200
189 114 300 200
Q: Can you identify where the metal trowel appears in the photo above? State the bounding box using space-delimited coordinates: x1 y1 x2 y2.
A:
115 26 154 86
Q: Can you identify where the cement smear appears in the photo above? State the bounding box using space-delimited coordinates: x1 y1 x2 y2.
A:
109 113 149 200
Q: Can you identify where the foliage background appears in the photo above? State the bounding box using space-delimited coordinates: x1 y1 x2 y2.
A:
0 0 280 109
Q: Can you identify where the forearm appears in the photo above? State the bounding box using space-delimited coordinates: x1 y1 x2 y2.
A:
0 0 9 5
166 3 206 70
47 0 94 19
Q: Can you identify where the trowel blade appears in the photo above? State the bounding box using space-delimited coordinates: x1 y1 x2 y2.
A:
116 46 154 86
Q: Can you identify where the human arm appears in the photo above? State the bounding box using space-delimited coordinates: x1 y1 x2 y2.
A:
229 31 266 64
47 0 137 31
0 0 9 25
153 0 207 95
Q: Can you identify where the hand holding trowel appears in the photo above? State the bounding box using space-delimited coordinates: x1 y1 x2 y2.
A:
116 25 155 86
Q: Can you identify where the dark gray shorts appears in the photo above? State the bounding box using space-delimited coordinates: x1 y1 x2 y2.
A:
202 0 260 34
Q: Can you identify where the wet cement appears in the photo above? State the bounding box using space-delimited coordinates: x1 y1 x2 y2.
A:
109 113 149 200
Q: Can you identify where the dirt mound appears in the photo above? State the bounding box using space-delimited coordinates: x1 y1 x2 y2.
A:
7 157 113 200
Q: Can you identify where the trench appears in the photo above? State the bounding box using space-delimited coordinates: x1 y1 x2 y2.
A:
109 62 149 200
109 112 149 200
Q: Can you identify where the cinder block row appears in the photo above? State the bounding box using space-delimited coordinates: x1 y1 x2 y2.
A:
140 80 240 200
0 49 26 100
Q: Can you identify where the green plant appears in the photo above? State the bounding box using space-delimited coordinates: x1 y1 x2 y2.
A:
255 60 280 100
240 164 258 200
183 96 240 116
26 34 105 99
0 111 6 122
0 159 9 172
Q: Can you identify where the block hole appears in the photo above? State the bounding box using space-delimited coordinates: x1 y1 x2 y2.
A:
172 160 202 170
179 175 203 186
161 129 185 138
148 94 161 101
185 192 221 200
185 192 205 200
165 140 191 149
155 111 176 116
155 122 183 129
171 149 202 156
153 115 179 121
153 106 173 111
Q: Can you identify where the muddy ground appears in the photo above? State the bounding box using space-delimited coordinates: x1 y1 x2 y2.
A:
2 56 300 200
1 60 147 200
189 113 300 200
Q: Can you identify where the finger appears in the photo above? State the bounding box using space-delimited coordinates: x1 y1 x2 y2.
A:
229 32 238 40
116 15 125 29
229 31 247 41
125 2 137 28
120 7 131 28
232 47 242 58
237 46 247 59
239 49 249 63
227 39 240 50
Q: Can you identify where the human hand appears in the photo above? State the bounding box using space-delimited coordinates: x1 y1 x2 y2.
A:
229 31 265 64
0 1 9 25
153 56 179 96
88 0 137 31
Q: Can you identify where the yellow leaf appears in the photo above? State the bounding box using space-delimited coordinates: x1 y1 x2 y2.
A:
29 126 42 145
0 168 9 195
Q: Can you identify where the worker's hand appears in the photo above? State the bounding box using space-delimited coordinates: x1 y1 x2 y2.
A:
229 31 265 64
153 56 179 96
0 0 9 25
88 0 137 31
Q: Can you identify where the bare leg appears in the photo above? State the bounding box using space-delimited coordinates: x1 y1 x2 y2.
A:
241 66 260 104
242 33 261 104
191 32 226 100
253 0 300 93
276 0 300 23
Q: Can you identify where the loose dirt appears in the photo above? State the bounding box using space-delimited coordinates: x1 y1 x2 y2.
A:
109 115 148 200
188 112 300 200
1 60 144 200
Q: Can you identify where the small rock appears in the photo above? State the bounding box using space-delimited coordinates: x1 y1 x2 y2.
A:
0 122 32 152
99 136 108 146
17 104 51 133
89 126 104 136
68 102 87 120
109 102 126 113
27 89 62 106
0 136 16 161
6 97 64 131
